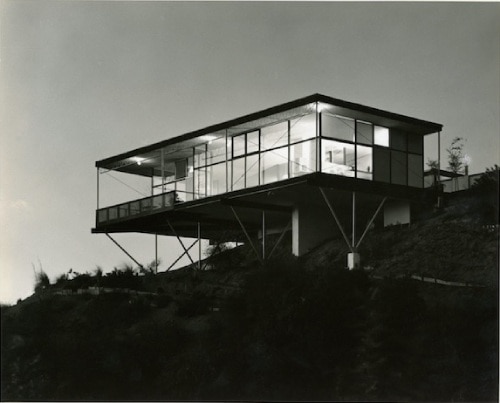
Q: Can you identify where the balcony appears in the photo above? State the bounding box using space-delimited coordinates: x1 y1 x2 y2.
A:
96 191 176 225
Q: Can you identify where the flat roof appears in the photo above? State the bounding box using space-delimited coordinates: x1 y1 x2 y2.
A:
96 93 443 171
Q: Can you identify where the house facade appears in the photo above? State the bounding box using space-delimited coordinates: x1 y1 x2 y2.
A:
93 94 442 267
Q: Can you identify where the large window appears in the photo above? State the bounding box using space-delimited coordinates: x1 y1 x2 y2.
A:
321 139 355 177
261 121 288 151
207 162 226 196
290 140 316 178
260 147 289 184
290 113 316 144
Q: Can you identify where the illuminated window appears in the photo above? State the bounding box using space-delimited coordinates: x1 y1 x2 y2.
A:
290 113 316 144
290 140 316 178
374 126 389 147
321 139 355 177
247 131 259 154
232 134 245 158
260 147 289 184
261 122 288 151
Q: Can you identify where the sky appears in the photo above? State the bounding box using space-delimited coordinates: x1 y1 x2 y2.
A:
1 1 499 304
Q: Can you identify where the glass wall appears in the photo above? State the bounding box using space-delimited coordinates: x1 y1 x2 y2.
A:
149 102 425 205
319 112 423 187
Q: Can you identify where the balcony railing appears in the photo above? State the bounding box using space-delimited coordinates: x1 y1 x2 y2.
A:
96 191 176 225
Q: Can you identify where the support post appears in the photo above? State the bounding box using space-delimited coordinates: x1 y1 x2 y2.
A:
155 233 158 274
105 233 144 269
352 191 356 250
438 131 441 186
319 188 354 253
262 211 266 261
96 168 100 209
166 221 196 266
198 222 202 271
230 206 263 264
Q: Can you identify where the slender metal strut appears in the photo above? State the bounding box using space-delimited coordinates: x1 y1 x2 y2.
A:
319 188 354 253
105 233 144 269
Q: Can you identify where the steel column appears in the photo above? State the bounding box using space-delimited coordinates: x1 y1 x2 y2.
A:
96 168 100 209
198 222 202 271
262 211 266 260
155 234 158 274
352 191 356 249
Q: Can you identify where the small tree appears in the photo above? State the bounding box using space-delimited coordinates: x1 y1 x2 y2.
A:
33 268 50 292
446 137 466 174
426 159 440 186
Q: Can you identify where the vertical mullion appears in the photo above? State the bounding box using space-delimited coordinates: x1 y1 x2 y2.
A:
354 120 358 178
287 120 291 178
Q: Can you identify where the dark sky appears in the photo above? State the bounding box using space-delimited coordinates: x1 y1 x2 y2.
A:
1 1 498 303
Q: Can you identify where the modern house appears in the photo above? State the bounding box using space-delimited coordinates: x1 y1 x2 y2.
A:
92 94 442 269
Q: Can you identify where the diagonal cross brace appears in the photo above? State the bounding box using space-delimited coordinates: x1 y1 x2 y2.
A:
267 219 292 260
166 220 197 267
355 197 387 250
230 206 264 265
319 188 354 253
165 239 199 272
105 233 144 269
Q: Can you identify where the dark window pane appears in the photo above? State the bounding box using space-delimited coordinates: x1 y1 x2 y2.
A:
373 148 390 183
356 145 372 180
407 135 423 154
321 114 355 142
356 121 373 145
408 154 423 187
175 160 187 179
391 130 407 151
391 150 407 185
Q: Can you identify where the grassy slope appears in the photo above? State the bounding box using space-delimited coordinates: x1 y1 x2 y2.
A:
1 192 498 401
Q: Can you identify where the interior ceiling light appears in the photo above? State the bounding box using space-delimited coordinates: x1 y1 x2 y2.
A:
132 157 145 166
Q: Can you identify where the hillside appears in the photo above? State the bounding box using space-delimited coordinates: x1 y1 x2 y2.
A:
1 187 498 401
